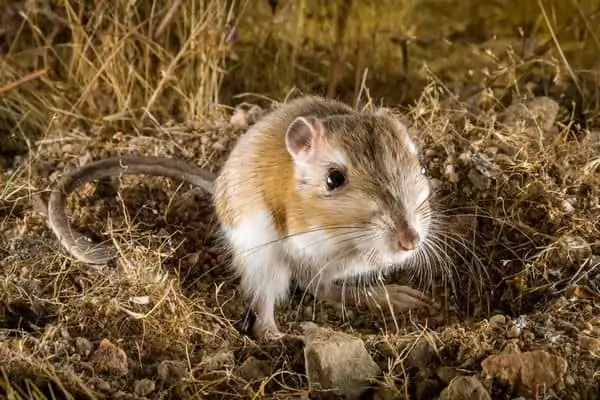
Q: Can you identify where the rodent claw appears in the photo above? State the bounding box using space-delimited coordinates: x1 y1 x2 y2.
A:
371 284 437 313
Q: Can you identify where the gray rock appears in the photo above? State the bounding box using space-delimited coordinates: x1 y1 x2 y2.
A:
75 337 93 357
501 96 560 132
302 324 381 399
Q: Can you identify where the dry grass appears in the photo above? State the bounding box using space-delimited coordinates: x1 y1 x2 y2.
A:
1 0 600 398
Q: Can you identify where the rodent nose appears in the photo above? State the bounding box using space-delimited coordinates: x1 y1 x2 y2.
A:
395 219 420 251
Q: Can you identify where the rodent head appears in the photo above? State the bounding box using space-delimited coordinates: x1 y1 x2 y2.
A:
285 108 432 268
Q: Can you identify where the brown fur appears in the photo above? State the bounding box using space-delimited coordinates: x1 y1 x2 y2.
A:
213 96 426 247
213 96 354 237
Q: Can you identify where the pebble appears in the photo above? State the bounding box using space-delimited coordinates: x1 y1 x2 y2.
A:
438 376 491 400
134 379 155 396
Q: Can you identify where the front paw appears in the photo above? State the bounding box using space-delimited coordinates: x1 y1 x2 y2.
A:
369 284 437 313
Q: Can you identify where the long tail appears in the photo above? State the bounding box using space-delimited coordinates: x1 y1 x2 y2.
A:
47 155 217 266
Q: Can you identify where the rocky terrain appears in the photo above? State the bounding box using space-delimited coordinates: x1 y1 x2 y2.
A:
1 1 599 399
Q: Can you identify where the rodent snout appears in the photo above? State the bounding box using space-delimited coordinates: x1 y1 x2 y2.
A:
395 219 421 251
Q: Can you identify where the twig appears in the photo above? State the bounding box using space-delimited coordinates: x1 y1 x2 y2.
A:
0 68 48 96
327 0 353 98
154 0 183 38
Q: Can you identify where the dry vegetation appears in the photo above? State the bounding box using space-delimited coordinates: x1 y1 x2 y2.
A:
0 0 599 399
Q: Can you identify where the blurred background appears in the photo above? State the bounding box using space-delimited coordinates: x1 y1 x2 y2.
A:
1 0 599 163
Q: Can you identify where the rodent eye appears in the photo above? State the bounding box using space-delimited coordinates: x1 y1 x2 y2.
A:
420 165 427 175
326 169 347 191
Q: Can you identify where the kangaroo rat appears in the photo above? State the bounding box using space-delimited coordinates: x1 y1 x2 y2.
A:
47 95 434 340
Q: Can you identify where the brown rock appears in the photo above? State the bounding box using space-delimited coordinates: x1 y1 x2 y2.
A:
90 339 128 375
438 376 491 400
481 347 567 397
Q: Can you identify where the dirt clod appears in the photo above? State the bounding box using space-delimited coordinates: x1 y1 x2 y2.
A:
481 346 568 397
157 360 188 383
438 376 491 400
133 379 155 397
75 337 94 357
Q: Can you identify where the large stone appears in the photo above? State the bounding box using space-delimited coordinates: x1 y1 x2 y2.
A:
302 323 381 399
481 345 568 397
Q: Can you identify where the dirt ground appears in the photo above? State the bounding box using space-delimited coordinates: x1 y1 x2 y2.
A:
1 1 600 399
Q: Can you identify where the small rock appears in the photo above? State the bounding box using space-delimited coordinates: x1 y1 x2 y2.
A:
134 379 155 396
157 360 188 383
507 325 521 338
201 350 235 372
303 325 381 398
236 356 270 381
90 339 128 375
75 337 93 357
501 96 560 132
404 337 437 370
488 314 506 330
438 376 491 400
481 348 568 397
561 198 576 214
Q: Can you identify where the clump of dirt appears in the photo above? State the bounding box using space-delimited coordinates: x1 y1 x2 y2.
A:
1 83 599 399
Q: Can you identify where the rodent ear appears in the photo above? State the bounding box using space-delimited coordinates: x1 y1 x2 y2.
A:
285 116 324 161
